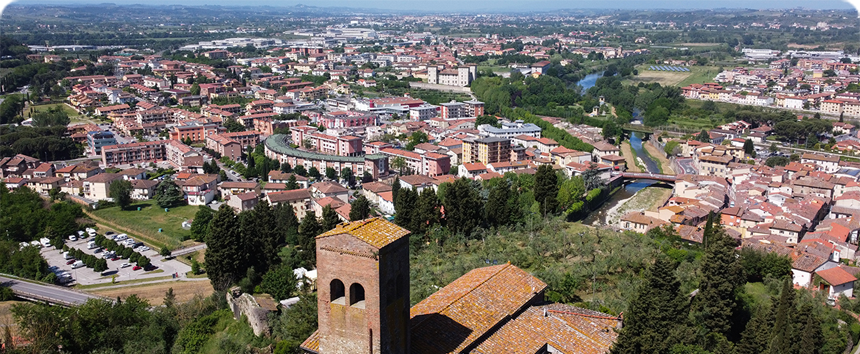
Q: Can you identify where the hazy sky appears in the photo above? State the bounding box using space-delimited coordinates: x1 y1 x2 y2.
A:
5 0 859 12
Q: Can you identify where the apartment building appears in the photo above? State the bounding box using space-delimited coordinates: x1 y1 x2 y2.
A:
478 120 542 139
380 148 451 176
168 122 223 143
462 137 512 164
87 130 117 155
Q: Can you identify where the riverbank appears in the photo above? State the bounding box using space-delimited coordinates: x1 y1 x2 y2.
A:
605 186 673 227
620 142 644 173
643 142 675 174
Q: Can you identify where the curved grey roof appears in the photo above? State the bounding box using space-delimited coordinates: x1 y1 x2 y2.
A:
264 134 385 163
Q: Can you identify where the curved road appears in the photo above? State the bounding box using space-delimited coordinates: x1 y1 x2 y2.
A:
0 275 105 306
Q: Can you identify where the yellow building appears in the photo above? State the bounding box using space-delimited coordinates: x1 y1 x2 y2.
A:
463 137 511 164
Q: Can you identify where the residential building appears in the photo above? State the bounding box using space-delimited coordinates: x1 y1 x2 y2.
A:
82 173 123 201
426 65 476 87
478 120 542 139
462 137 511 164
177 174 218 205
87 130 117 155
266 189 313 220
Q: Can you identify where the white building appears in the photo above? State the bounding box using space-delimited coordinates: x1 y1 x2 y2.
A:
479 120 542 139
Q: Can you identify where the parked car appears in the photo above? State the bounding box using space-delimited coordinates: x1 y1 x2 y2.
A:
132 265 142 271
68 235 77 242
66 259 76 265
144 264 158 271
140 246 150 252
72 260 85 269
111 257 120 261
120 263 131 268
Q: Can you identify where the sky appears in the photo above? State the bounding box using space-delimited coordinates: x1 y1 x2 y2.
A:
3 0 859 12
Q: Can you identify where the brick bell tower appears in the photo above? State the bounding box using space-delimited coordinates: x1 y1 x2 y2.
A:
312 217 411 354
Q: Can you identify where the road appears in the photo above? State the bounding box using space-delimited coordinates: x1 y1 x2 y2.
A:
0 275 104 306
172 243 207 257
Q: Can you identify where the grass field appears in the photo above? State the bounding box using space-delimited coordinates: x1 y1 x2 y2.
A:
92 280 214 306
625 65 721 87
90 200 199 249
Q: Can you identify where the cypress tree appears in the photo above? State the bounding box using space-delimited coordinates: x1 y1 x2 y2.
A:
205 205 242 290
795 302 822 354
349 194 371 221
612 257 686 354
275 203 300 245
443 178 484 236
286 175 299 190
297 211 321 267
534 165 559 216
252 200 279 273
391 176 401 201
767 278 796 354
735 305 773 354
485 182 511 228
693 221 744 337
321 205 340 231
416 187 441 234
394 188 418 232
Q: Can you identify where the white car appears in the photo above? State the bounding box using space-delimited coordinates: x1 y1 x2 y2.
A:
120 263 131 268
140 246 150 252
68 235 77 242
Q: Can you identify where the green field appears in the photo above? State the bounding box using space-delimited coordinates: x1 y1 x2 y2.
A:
625 65 721 87
30 102 98 124
90 200 199 249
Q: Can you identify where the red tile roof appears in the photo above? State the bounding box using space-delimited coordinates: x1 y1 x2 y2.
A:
817 266 857 285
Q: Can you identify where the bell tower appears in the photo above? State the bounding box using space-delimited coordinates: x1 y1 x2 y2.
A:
312 218 411 354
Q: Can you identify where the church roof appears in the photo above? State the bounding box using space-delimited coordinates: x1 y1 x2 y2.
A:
409 263 547 354
316 217 410 249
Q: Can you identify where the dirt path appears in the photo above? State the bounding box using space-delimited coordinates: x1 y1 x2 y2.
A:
643 142 675 174
620 142 643 173
92 278 214 306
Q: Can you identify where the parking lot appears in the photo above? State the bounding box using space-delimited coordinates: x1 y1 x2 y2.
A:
40 233 192 286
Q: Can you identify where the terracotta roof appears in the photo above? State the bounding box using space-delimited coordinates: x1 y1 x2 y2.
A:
316 217 410 249
400 174 435 186
267 189 311 203
84 173 123 183
362 181 392 194
816 267 857 285
410 263 547 354
299 329 320 353
312 181 348 195
792 253 827 272
220 181 259 189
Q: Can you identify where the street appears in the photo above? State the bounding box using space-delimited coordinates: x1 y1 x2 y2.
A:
0 274 103 306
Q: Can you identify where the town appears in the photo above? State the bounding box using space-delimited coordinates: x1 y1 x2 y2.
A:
1 2 860 354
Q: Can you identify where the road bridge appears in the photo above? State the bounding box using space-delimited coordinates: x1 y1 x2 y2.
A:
0 274 106 307
620 172 678 183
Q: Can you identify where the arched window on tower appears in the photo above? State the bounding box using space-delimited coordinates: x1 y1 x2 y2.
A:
350 283 366 308
331 279 345 305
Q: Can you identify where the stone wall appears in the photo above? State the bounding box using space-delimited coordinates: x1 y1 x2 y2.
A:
227 292 271 337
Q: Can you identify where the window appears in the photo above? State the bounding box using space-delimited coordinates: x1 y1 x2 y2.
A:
331 279 345 305
350 283 366 308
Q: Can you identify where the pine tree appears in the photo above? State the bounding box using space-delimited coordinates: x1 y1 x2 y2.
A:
205 205 242 290
693 219 745 337
297 211 321 267
767 278 796 354
485 182 511 228
612 257 686 354
416 188 441 234
534 165 559 216
190 206 215 242
280 162 292 173
321 205 340 231
349 194 371 221
735 305 773 354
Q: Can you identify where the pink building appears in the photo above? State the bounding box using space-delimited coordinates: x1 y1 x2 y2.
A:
318 111 377 129
291 127 363 157
381 148 451 176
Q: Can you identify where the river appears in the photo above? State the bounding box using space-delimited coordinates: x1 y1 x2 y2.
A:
581 132 662 226
576 72 604 91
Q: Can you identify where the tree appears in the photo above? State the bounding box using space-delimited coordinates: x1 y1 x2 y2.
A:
297 211 321 267
160 247 171 258
486 181 512 228
557 176 586 213
405 131 429 151
765 156 790 167
443 178 484 236
692 215 744 337
190 206 215 242
416 188 441 234
361 172 373 183
308 167 321 180
611 257 686 354
205 205 242 290
349 195 371 221
394 188 419 232
795 303 823 354
286 175 299 190
391 177 401 201
340 167 354 185
154 178 185 208
582 162 605 191
321 205 340 232
223 119 245 133
534 165 559 216
190 83 200 95
769 143 778 154
108 179 133 210
696 130 710 143
251 200 280 273
767 278 796 354
325 167 337 180
743 139 755 157
294 165 307 177
280 162 292 173
272 292 318 354
275 203 300 245
391 157 408 175
735 305 773 354
475 115 499 128
261 264 298 301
